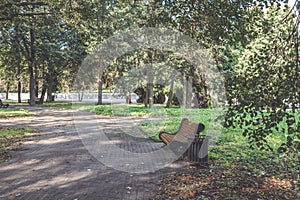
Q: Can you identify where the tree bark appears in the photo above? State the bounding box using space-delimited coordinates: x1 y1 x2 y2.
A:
186 76 193 108
35 65 39 98
146 65 154 109
29 25 36 106
183 76 187 108
46 86 53 102
98 79 103 105
166 70 176 108
29 65 35 105
144 85 149 108
39 84 47 104
16 31 22 103
5 82 10 100
126 91 131 104
46 72 54 102
17 81 22 103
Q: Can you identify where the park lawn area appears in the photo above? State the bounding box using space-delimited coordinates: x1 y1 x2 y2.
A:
37 101 74 109
135 107 299 199
91 103 223 119
0 108 33 118
91 104 198 117
38 101 100 110
0 128 33 162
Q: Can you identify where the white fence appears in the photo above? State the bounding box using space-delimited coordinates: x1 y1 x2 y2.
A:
0 93 139 104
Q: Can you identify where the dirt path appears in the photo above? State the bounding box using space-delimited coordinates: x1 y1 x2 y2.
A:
0 106 186 200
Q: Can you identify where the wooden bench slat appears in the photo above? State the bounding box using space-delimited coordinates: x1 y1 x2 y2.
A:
159 118 205 145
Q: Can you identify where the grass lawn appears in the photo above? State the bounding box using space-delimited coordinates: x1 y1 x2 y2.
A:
37 101 74 109
0 128 34 162
112 104 298 199
0 108 33 118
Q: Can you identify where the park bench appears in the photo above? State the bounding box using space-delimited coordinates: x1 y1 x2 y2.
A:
159 118 205 144
159 118 209 163
0 99 9 108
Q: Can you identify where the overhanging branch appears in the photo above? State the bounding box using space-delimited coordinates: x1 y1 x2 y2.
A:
0 2 48 9
0 12 53 21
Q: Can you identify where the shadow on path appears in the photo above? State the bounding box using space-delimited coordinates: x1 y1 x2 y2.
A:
0 106 187 200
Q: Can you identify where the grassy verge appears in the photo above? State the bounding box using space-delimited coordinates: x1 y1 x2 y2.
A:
0 108 33 118
37 101 102 110
0 128 33 162
137 107 299 198
37 102 74 109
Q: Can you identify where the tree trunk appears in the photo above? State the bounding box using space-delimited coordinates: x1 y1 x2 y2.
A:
146 65 154 108
29 65 35 105
183 76 187 108
126 91 131 104
186 77 193 108
98 79 103 105
18 81 22 103
5 82 10 100
47 86 53 102
35 65 39 98
46 75 56 103
39 84 47 104
78 91 84 102
166 70 176 108
144 86 149 108
97 67 104 105
201 75 209 108
16 34 22 103
29 27 36 106
148 82 154 109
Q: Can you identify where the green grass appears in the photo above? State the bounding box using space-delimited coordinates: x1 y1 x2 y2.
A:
136 107 224 141
89 104 225 141
0 108 33 118
37 101 98 110
140 117 182 141
0 128 33 162
91 104 182 117
37 101 74 109
0 100 23 104
209 128 299 181
90 103 224 118
138 107 299 182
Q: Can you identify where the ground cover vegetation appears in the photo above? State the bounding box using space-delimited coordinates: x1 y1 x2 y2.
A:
0 128 34 162
0 107 33 118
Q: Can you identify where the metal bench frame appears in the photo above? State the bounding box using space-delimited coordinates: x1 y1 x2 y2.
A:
159 118 209 163
0 99 9 108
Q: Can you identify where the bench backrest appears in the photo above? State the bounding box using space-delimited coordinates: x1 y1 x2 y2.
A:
172 119 203 143
159 118 205 144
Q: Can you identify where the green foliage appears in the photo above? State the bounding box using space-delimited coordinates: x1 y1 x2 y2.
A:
210 128 299 182
225 5 300 154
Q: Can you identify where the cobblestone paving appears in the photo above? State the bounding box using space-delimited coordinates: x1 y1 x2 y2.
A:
0 106 187 200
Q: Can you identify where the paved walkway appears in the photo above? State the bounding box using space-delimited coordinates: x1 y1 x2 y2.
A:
0 106 187 200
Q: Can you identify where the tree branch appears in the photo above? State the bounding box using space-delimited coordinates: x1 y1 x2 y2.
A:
0 2 48 9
